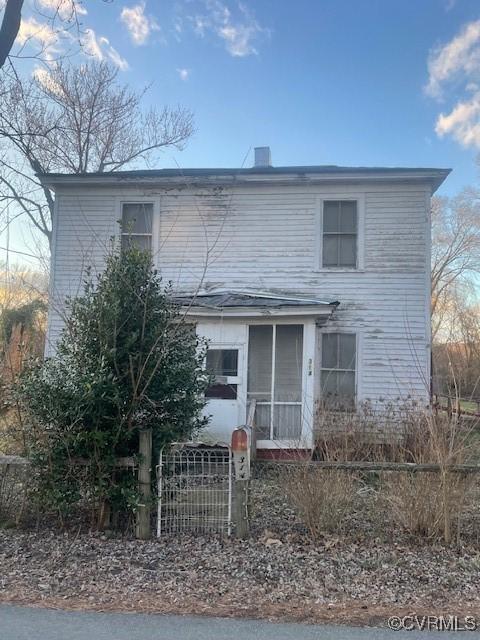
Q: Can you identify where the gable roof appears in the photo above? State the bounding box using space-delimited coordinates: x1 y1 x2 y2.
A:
38 165 451 194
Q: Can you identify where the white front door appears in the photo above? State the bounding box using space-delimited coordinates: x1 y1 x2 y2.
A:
204 345 244 441
198 323 247 444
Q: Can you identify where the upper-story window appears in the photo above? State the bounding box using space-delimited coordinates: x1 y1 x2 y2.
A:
322 200 357 268
121 203 153 252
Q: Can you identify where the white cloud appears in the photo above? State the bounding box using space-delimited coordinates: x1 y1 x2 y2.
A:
13 4 127 70
82 29 129 70
426 20 480 149
82 28 103 59
218 22 257 57
17 17 58 50
120 2 159 46
189 1 269 57
425 20 480 99
436 92 480 148
16 16 66 60
177 68 190 81
106 44 130 71
174 17 183 35
33 66 64 95
36 0 87 20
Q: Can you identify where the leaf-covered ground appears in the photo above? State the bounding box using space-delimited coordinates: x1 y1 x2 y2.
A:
1 476 480 626
1 527 480 627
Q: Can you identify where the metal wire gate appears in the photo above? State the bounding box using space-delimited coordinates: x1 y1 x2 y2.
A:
157 444 233 537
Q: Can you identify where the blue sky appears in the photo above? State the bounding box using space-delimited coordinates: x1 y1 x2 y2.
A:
83 0 480 196
4 0 480 264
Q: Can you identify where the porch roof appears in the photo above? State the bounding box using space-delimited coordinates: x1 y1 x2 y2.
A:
174 290 339 320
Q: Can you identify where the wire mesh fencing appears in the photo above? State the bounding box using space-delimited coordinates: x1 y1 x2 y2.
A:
157 444 233 537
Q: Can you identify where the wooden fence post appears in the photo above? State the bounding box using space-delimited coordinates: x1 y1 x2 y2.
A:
447 396 452 419
234 478 249 539
231 427 251 539
136 428 152 540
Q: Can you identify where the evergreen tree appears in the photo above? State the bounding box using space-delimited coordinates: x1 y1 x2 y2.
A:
18 246 208 524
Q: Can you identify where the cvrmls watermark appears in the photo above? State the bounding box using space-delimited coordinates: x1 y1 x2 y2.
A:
387 615 477 631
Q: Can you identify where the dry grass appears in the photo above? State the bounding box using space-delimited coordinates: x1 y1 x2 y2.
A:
281 432 360 539
281 402 479 545
283 466 357 538
383 410 475 543
0 462 29 526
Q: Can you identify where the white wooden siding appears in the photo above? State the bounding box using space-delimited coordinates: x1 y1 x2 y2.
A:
47 182 431 403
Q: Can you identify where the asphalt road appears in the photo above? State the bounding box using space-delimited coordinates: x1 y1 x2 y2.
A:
1 605 480 640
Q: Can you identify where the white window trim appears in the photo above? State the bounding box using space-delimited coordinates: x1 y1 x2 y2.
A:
205 345 242 387
314 194 365 271
116 196 161 257
318 329 360 407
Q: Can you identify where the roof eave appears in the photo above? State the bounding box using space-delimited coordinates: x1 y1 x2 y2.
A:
38 169 451 193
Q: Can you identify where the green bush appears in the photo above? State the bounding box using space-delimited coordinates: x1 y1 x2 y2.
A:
17 245 209 526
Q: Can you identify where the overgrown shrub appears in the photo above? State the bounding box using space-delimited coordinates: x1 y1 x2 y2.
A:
0 461 30 526
383 411 474 543
283 402 476 544
283 465 357 539
16 246 209 527
314 399 422 461
1 297 47 455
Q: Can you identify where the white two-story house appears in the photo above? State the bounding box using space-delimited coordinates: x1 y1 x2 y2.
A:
41 147 449 452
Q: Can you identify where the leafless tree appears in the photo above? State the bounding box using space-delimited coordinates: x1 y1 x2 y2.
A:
0 0 97 71
431 190 480 341
0 61 194 246
432 288 480 398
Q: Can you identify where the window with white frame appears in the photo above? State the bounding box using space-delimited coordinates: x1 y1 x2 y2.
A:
322 200 357 268
247 324 304 440
121 203 153 252
205 348 239 400
320 332 356 409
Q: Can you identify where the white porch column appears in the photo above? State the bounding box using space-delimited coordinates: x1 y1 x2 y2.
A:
301 319 316 449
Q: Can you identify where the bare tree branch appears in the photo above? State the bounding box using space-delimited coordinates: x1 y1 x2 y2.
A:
0 61 194 247
431 191 480 341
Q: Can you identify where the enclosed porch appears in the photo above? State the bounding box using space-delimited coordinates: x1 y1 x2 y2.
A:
176 290 344 450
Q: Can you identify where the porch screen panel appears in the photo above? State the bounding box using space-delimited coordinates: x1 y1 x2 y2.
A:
247 326 273 439
273 325 303 439
248 324 303 440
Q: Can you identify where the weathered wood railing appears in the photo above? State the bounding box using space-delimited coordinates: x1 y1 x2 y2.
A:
432 394 480 418
0 455 135 468
259 459 480 473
